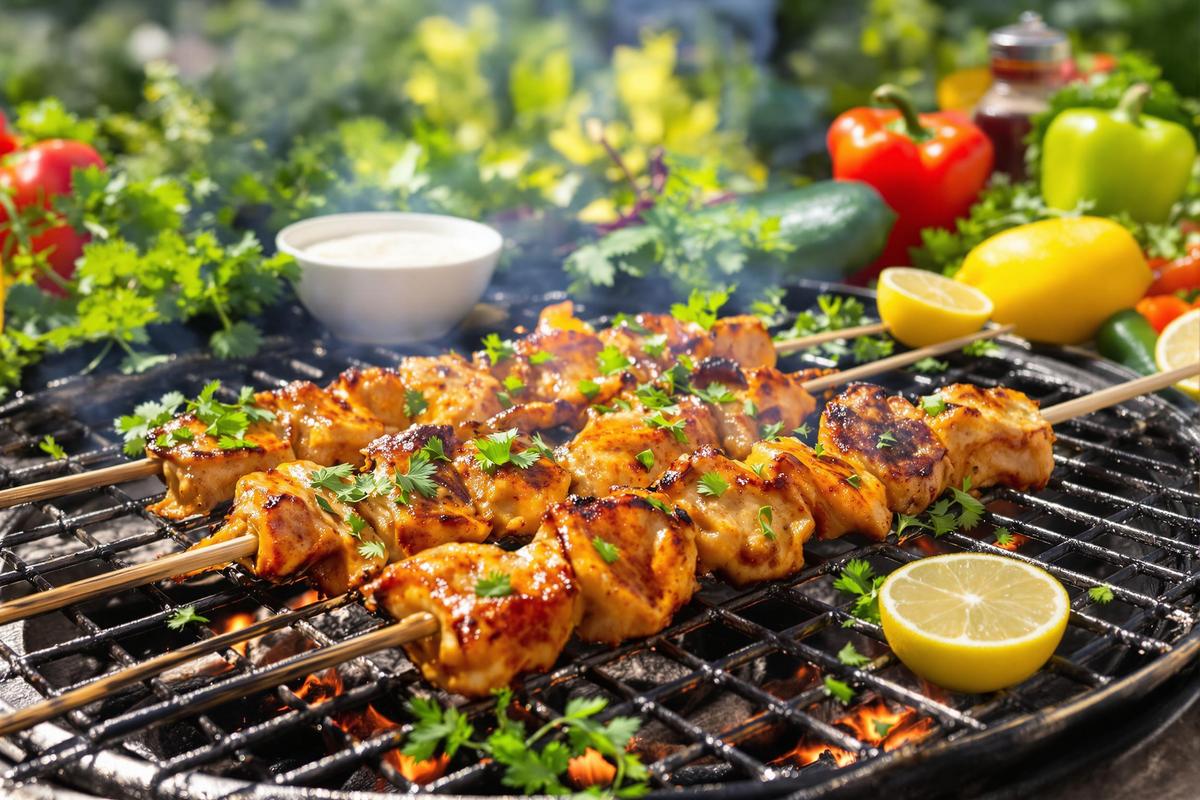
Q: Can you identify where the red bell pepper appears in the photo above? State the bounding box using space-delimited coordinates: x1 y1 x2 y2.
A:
1147 243 1200 295
1135 294 1191 333
828 84 994 282
0 112 17 158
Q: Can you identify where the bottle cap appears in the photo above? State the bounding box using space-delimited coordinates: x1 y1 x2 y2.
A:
989 11 1070 65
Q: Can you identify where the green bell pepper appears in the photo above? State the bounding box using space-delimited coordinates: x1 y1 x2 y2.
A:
1095 309 1158 375
1041 84 1196 223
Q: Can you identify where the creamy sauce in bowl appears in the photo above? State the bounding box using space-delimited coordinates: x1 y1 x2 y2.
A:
305 230 479 267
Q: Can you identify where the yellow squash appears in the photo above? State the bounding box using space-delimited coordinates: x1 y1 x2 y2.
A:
956 217 1151 344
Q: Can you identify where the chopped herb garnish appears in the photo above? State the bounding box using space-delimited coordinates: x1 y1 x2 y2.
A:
823 675 855 704
743 399 758 418
873 719 895 738
642 333 668 358
482 333 516 365
876 431 897 449
115 390 185 456
310 463 355 491
690 382 736 405
812 442 826 457
949 476 985 529
1089 584 1115 605
596 345 632 375
635 449 655 469
357 540 386 560
837 642 870 667
38 435 66 460
528 433 557 463
793 422 812 439
496 391 514 409
757 505 776 541
635 383 679 412
910 356 949 374
348 512 368 538
697 471 729 498
670 287 730 331
895 513 928 540
845 473 862 489
116 381 273 457
167 605 209 631
475 571 513 598
610 312 649 334
920 393 947 417
963 339 1000 357
643 495 674 516
577 378 601 400
503 374 525 393
394 450 440 504
420 437 451 463
404 388 428 418
591 536 620 564
473 429 539 473
833 559 884 624
315 495 339 518
644 412 688 444
993 527 1014 547
760 421 784 441
748 461 767 478
529 350 553 365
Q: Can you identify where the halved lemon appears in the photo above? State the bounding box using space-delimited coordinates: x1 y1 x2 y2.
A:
1155 308 1200 400
876 267 993 348
879 553 1069 693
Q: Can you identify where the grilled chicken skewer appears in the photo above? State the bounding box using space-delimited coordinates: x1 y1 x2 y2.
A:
0 307 1002 513
0 364 1192 734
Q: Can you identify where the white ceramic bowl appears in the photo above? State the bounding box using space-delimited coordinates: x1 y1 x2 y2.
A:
276 211 502 344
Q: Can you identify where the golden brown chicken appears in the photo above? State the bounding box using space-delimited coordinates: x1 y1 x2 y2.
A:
257 381 390 467
560 395 721 496
819 383 953 514
690 360 818 459
147 414 295 519
454 425 572 538
362 536 582 697
398 354 505 433
925 384 1055 492
745 438 891 540
327 366 412 428
191 460 385 596
543 489 698 643
710 315 777 370
355 427 492 561
656 447 815 584
597 312 714 382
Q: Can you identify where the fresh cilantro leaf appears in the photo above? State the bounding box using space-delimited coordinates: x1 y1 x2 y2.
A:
760 421 784 441
482 333 516 365
474 429 538 473
845 473 862 489
833 559 884 624
873 719 895 738
404 388 428 418
529 350 553 365
503 374 525 393
994 527 1014 547
793 422 811 439
670 287 731 330
757 505 776 541
115 390 185 456
401 696 476 761
751 286 788 325
837 642 870 667
635 449 654 470
642 333 668 358
644 412 687 444
357 540 386 560
475 570 513 598
895 513 928 540
610 313 649 334
697 471 729 498
852 335 894 362
347 512 368 538
596 345 632 376
823 675 854 704
642 495 674 516
310 463 355 491
950 477 985 530
1089 584 1115 605
577 378 601 400
910 357 949 374
167 605 208 631
690 381 736 405
420 437 450 462
210 320 263 359
876 431 897 449
315 495 340 519
38 435 66 460
496 390 514 409
743 399 758 418
748 462 767 478
812 442 825 457
635 383 679 412
920 393 947 417
592 536 620 564
963 339 1000 357
528 433 556 463
394 449 439 503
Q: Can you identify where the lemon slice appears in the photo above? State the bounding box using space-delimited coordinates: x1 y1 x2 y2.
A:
879 553 1069 693
876 268 993 348
1156 308 1200 400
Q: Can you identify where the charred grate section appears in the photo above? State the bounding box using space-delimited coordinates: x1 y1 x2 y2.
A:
0 288 1196 798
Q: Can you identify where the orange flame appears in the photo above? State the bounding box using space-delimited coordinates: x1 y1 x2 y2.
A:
214 612 257 655
772 699 935 769
992 532 1029 552
288 589 320 609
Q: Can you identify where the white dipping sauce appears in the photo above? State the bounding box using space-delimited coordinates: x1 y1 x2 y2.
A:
305 231 477 267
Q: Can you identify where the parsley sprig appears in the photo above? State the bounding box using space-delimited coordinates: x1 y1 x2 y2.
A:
892 478 986 540
473 429 541 473
644 412 688 444
833 559 885 625
167 605 209 631
116 381 274 456
776 294 893 365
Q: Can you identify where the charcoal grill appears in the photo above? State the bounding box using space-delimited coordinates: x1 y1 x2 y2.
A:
0 281 1196 800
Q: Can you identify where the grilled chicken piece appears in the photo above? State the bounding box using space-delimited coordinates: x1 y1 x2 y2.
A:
819 383 953 515
399 354 504 433
746 439 891 540
362 537 582 697
454 426 572 537
327 366 411 428
597 313 714 382
690 360 817 459
190 460 384 596
656 448 815 584
561 395 721 496
257 381 388 467
710 315 777 370
926 384 1055 492
147 415 295 519
543 490 698 643
356 427 491 561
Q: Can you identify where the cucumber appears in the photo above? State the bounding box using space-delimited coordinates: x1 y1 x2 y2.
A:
709 181 895 281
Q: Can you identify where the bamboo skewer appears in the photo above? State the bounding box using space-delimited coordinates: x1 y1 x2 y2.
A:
0 534 258 626
0 323 1017 628
0 320 981 511
0 593 350 737
0 362 1195 738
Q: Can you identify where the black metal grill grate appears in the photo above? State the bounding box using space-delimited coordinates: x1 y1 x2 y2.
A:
0 287 1197 798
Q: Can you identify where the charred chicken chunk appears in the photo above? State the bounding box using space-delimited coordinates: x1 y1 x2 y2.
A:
656 448 815 584
355 427 491 561
926 384 1055 492
147 414 295 520
454 426 572 538
597 312 714 382
398 354 504 433
327 366 411 429
746 439 891 540
190 460 384 596
561 395 721 496
362 537 582 697
690 359 817 459
710 315 777 370
257 381 388 467
543 489 698 643
819 383 953 514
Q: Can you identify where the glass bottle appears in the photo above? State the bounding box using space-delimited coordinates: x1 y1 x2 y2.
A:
973 12 1070 180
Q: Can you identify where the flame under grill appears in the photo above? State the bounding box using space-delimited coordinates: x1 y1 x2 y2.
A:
0 286 1197 798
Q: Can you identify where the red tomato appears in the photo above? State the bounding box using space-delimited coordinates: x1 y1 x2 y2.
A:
1147 244 1200 295
1135 294 1191 333
0 139 105 294
0 111 17 158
